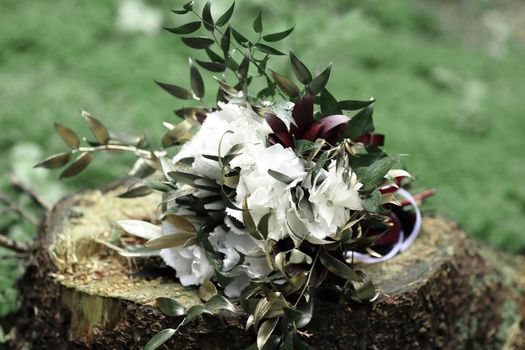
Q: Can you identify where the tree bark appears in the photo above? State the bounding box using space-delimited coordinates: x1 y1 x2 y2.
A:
3 180 525 349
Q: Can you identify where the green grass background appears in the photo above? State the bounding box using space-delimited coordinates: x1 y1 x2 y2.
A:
1 0 524 318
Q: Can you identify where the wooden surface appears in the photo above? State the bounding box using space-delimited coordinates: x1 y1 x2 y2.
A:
4 181 525 349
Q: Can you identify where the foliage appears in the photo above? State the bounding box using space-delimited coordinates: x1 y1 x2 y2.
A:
1 0 523 346
34 1 429 348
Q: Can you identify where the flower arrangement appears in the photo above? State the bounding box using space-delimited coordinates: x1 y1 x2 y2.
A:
36 1 433 348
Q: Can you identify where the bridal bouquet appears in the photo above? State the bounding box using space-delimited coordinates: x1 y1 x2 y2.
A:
36 1 431 348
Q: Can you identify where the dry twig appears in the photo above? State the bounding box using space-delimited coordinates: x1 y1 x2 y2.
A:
0 192 40 226
0 234 31 253
9 174 52 211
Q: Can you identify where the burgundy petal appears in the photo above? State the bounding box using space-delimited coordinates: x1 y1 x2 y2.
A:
302 122 322 141
318 114 349 144
267 133 279 146
291 95 315 137
264 113 288 134
355 133 385 146
323 124 347 145
379 186 398 195
196 112 207 124
369 133 385 146
375 216 401 246
273 131 295 148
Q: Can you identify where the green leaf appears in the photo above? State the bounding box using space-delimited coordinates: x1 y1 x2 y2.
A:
156 297 186 317
225 56 238 71
195 59 226 72
82 111 110 145
270 70 300 97
59 152 93 179
54 122 80 149
237 55 250 78
362 190 382 212
181 36 214 49
202 0 214 31
183 1 194 11
205 48 225 63
306 63 332 95
283 303 312 329
182 305 212 325
145 232 196 249
257 318 278 350
242 197 262 240
355 156 398 193
165 21 201 35
144 329 176 350
221 26 231 53
117 220 161 240
118 185 153 198
167 171 217 191
128 158 156 178
281 332 294 350
174 107 210 125
165 214 196 233
254 43 285 56
162 120 193 147
190 59 205 99
319 251 361 282
155 81 193 100
294 140 323 157
119 247 160 258
216 1 235 26
220 185 242 210
320 89 342 116
253 10 263 33
263 26 294 42
231 27 250 47
342 105 375 140
256 213 271 239
350 270 377 303
289 249 313 265
257 55 270 75
214 77 238 96
205 295 236 313
252 297 271 327
267 169 294 185
338 99 375 111
34 152 71 169
289 50 312 85
172 9 190 15
198 279 217 301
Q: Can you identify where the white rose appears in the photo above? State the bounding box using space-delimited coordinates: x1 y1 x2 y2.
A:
158 221 214 286
227 143 307 241
209 225 272 297
173 101 271 180
306 161 363 239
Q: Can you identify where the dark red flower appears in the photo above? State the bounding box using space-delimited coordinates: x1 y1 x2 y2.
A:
354 133 385 147
265 95 350 148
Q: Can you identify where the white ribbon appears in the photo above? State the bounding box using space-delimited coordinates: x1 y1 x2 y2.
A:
345 188 422 264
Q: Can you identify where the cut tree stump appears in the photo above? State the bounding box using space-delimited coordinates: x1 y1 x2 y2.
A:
3 180 525 349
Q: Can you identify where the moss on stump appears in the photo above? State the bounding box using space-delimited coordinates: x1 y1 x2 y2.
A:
4 180 525 349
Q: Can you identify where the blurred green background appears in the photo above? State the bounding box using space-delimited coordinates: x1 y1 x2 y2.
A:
1 0 524 320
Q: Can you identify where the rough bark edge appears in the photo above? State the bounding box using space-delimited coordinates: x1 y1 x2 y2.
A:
2 179 525 349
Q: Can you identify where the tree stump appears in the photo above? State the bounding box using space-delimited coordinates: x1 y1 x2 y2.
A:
4 180 525 349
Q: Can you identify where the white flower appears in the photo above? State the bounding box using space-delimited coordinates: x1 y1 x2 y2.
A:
173 101 271 180
305 161 363 239
227 143 307 241
158 221 214 286
209 225 271 297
